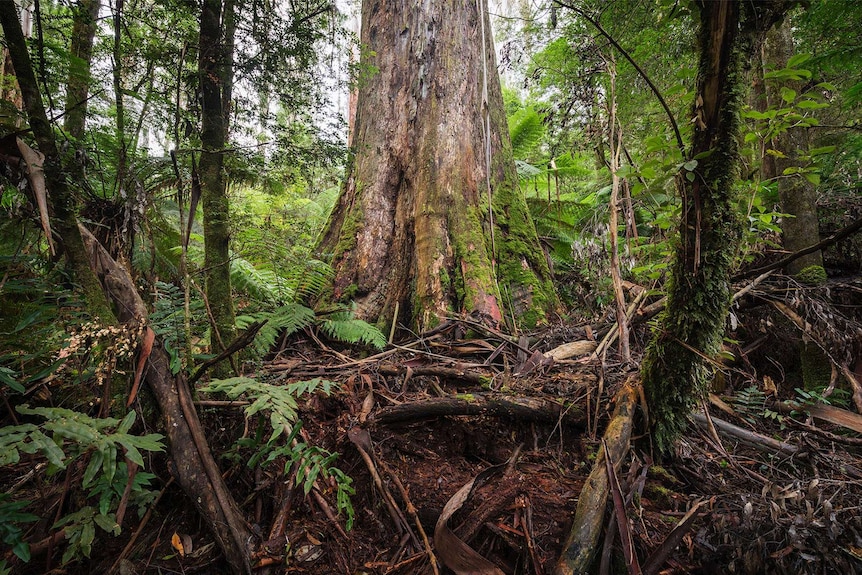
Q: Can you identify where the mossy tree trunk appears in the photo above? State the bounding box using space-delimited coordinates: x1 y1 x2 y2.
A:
763 17 829 389
63 0 99 143
317 0 557 332
0 1 115 323
641 0 789 452
199 0 237 354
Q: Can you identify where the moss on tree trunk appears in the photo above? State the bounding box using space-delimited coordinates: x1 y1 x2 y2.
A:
199 0 236 356
317 0 557 332
641 0 790 452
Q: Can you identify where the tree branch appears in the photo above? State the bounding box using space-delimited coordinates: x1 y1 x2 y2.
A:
733 214 862 280
553 0 685 153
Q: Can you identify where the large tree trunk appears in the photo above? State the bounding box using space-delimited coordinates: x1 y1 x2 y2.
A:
199 0 237 354
318 0 557 332
641 0 789 452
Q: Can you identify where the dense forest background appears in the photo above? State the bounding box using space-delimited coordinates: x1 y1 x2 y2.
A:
1 0 860 574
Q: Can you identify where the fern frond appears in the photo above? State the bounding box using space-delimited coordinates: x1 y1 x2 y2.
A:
231 257 295 304
509 106 546 160
320 317 387 349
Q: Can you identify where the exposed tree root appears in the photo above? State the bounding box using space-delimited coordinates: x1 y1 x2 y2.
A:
554 374 640 575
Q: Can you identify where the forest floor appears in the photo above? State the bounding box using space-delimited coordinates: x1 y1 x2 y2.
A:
7 279 862 575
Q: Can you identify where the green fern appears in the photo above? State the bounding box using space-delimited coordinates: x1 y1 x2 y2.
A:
199 376 354 529
509 106 546 160
319 308 387 350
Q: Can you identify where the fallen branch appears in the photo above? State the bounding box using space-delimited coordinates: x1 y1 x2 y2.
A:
79 225 254 574
371 393 585 427
377 363 492 387
690 412 798 455
554 375 640 575
734 215 862 280
188 320 267 385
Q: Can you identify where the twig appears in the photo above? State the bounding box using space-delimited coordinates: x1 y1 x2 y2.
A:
734 215 862 280
108 477 174 575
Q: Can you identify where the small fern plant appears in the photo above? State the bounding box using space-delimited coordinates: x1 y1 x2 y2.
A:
199 377 355 529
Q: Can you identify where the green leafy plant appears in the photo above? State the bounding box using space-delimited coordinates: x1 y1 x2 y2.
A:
200 376 355 529
0 409 163 565
53 506 121 564
0 494 39 565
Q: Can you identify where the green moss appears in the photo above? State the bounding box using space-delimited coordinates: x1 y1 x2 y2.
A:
800 343 831 391
795 265 827 285
644 483 675 507
641 2 752 453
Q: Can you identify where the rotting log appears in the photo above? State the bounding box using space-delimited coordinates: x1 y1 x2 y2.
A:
554 375 640 575
79 225 254 575
371 393 585 428
545 340 598 361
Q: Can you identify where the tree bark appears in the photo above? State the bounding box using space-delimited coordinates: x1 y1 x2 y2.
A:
199 0 237 355
0 1 115 322
641 0 790 452
317 0 557 332
764 18 824 277
63 0 100 142
78 226 254 575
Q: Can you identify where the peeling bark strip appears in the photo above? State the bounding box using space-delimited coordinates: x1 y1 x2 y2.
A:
554 376 639 575
78 226 254 575
318 0 557 331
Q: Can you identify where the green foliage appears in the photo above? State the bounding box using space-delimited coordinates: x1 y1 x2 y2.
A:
0 409 163 565
730 386 770 425
0 494 39 564
509 106 546 161
318 306 387 350
5 407 164 475
200 376 354 529
53 506 120 564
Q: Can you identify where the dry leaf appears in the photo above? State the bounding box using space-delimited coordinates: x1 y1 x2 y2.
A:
171 532 185 556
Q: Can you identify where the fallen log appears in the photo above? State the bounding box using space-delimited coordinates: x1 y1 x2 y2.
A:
371 393 585 427
554 375 640 575
80 225 254 575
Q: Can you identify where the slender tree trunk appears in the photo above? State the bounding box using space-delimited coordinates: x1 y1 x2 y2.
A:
641 0 789 452
112 0 127 197
318 0 557 332
607 61 631 364
199 0 236 354
63 0 100 142
765 18 824 277
0 1 115 322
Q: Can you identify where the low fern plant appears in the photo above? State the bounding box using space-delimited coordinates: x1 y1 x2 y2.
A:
199 377 355 529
